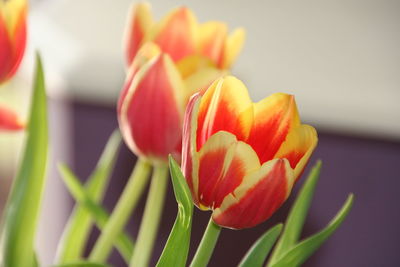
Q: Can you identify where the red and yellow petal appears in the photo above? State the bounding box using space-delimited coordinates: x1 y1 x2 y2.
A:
220 27 245 69
176 55 215 80
197 131 237 209
0 0 27 34
128 42 161 74
0 105 24 131
183 67 226 103
245 93 301 164
181 93 201 204
151 7 197 62
199 133 260 209
196 76 253 150
118 42 161 115
118 54 185 161
213 158 294 229
198 22 227 67
9 7 26 76
0 15 13 83
123 2 153 66
0 0 26 84
274 124 318 181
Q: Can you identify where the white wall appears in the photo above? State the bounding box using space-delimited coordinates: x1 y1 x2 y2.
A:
30 0 400 140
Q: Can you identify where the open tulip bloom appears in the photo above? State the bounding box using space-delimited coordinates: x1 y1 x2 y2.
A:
181 77 352 267
182 76 318 229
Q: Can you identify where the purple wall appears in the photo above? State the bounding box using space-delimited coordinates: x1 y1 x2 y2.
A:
71 101 400 267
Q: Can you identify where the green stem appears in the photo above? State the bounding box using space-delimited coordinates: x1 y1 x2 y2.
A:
129 163 169 267
89 157 151 262
189 217 222 267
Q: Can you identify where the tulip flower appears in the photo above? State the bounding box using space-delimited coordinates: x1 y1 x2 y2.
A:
0 0 27 84
0 104 24 130
181 76 318 229
119 4 245 163
124 2 245 69
118 49 185 163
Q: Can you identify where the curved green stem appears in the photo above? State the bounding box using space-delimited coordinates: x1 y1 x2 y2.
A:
129 163 169 267
189 217 222 267
89 157 151 262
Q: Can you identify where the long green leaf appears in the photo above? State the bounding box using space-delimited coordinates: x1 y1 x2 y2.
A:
57 130 121 262
239 224 282 267
269 194 354 267
0 54 48 267
156 156 194 267
268 161 322 264
59 164 134 263
53 261 110 267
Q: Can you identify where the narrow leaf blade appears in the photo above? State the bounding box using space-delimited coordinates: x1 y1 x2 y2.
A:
56 131 121 262
59 164 134 263
239 224 283 267
269 161 322 264
270 194 354 267
1 54 48 267
156 156 194 267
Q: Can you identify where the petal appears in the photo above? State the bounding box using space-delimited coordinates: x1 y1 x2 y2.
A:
213 158 294 229
151 7 198 62
118 42 161 114
118 54 185 161
197 131 260 209
198 22 227 67
182 93 201 204
197 131 236 209
221 27 245 69
176 55 215 79
0 105 24 130
0 0 27 35
0 2 26 83
0 15 13 83
246 93 301 164
274 124 318 181
128 42 161 74
196 76 253 150
183 66 226 103
123 2 153 66
8 8 26 78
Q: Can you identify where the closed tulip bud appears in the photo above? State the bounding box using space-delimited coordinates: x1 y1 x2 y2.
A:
0 0 27 84
182 76 318 229
118 53 185 163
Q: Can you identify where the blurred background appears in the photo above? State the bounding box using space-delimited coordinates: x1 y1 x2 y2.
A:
0 0 399 266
